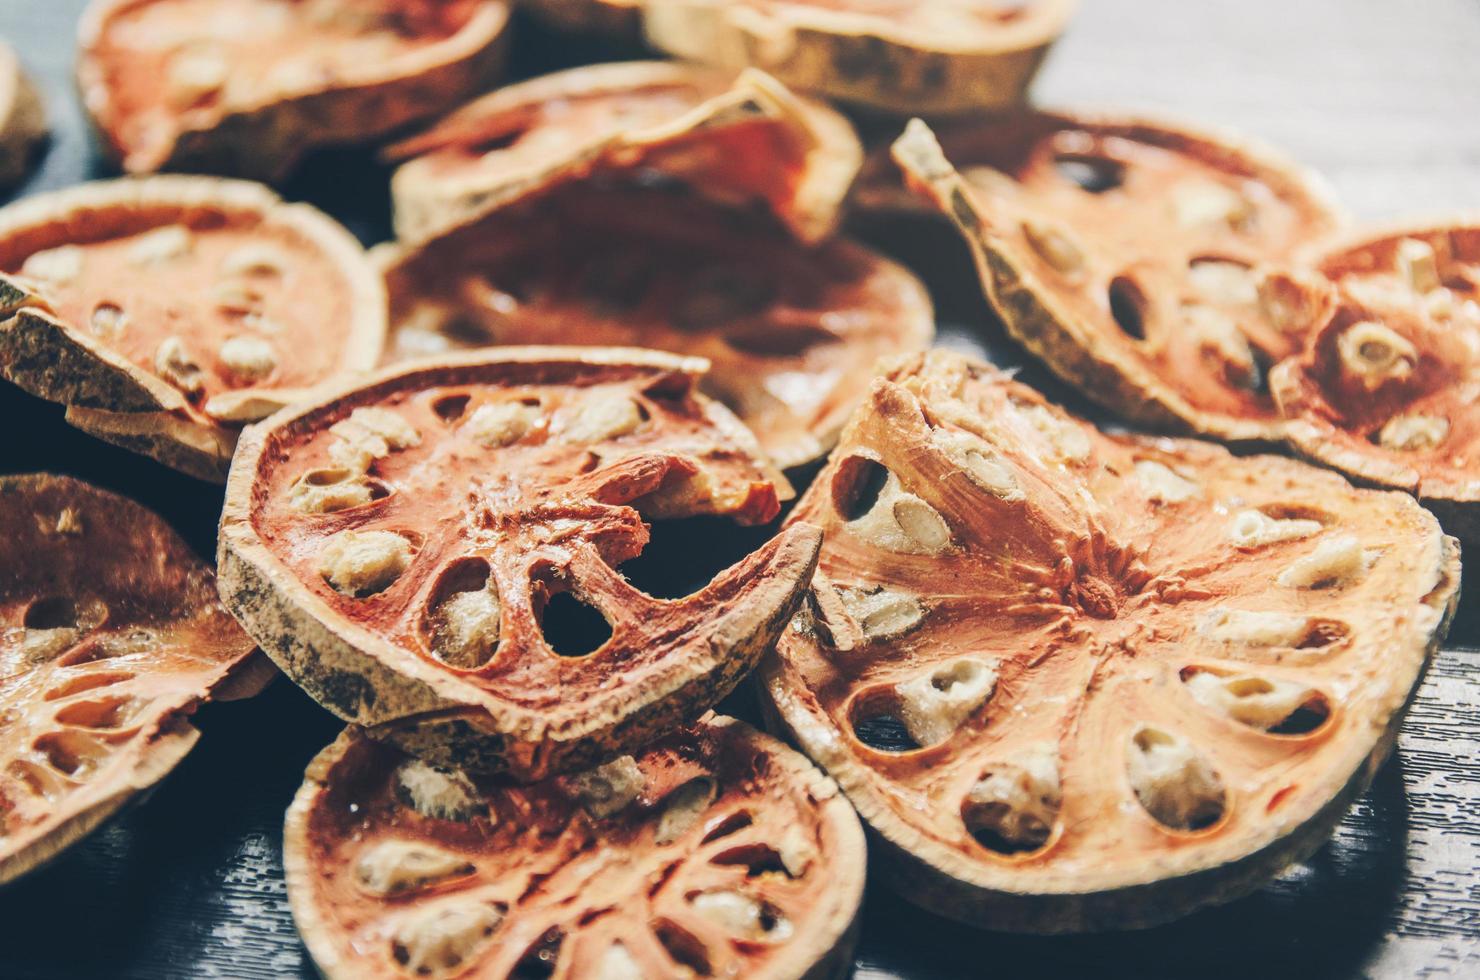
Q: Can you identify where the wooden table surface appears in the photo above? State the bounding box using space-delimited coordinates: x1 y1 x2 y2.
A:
0 2 1476 978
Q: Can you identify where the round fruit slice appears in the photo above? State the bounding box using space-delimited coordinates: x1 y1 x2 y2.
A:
381 178 933 470
642 0 1077 115
285 717 865 980
893 115 1344 442
386 61 862 245
0 474 269 885
1270 222 1480 544
219 347 823 779
761 349 1460 932
0 176 386 482
0 42 47 189
77 0 510 180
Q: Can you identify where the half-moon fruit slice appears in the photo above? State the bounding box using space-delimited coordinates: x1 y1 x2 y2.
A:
0 176 387 482
0 42 47 189
894 115 1344 441
385 61 862 245
219 347 822 779
761 349 1459 932
77 0 510 180
381 177 933 470
0 474 268 885
1270 222 1480 544
641 0 1077 116
285 717 865 979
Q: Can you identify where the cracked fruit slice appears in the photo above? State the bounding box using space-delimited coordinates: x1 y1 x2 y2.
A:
380 177 933 470
286 717 865 980
0 176 387 482
893 115 1344 442
0 474 269 885
641 0 1077 115
0 42 47 189
218 347 822 779
1270 222 1480 544
77 0 510 180
761 349 1460 931
386 61 862 245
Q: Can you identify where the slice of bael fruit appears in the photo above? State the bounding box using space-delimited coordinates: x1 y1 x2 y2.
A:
218 347 823 779
0 176 386 482
893 115 1344 441
380 177 933 470
285 717 865 979
1270 222 1480 544
0 42 47 189
77 0 510 181
641 0 1077 116
0 474 269 885
385 61 862 245
761 349 1460 932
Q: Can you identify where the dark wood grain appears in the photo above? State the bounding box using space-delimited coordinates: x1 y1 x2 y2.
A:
0 2 1476 978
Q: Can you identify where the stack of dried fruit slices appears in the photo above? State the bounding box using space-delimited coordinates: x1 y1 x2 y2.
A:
0 0 1472 976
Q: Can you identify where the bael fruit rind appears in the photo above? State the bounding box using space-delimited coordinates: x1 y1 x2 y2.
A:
386 60 863 245
1270 218 1480 545
285 716 866 980
0 473 270 886
642 0 1078 116
77 0 511 181
0 42 47 189
0 175 387 482
893 114 1345 443
761 349 1459 932
219 346 822 780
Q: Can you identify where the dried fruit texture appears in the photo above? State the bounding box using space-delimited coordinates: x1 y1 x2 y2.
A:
286 717 863 980
77 0 510 181
0 474 267 885
386 62 862 245
0 177 386 482
381 178 932 470
641 0 1076 115
523 0 642 38
219 348 822 779
762 349 1459 932
0 43 47 189
1270 223 1480 544
893 115 1344 442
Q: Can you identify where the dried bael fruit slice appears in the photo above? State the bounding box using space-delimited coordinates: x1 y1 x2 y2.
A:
386 61 862 244
285 717 865 980
381 179 933 470
0 177 386 482
0 42 47 189
642 0 1077 116
762 349 1460 931
0 474 269 885
1270 222 1480 544
219 347 823 779
77 0 510 180
894 115 1344 441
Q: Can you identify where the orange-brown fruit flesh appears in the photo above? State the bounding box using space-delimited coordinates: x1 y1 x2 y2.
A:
893 115 1344 442
219 347 822 780
286 717 865 980
641 0 1077 116
381 178 933 471
0 474 265 885
1270 222 1480 544
0 176 386 480
78 0 510 180
386 62 862 245
762 349 1459 932
0 43 47 189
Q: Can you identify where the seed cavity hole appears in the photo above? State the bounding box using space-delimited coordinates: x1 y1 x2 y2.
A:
433 394 471 422
509 926 564 980
1127 727 1226 831
710 844 788 877
847 689 923 753
538 590 612 657
1108 275 1149 341
1054 154 1125 194
54 695 140 730
831 455 889 522
701 809 753 843
652 918 712 976
422 557 501 669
